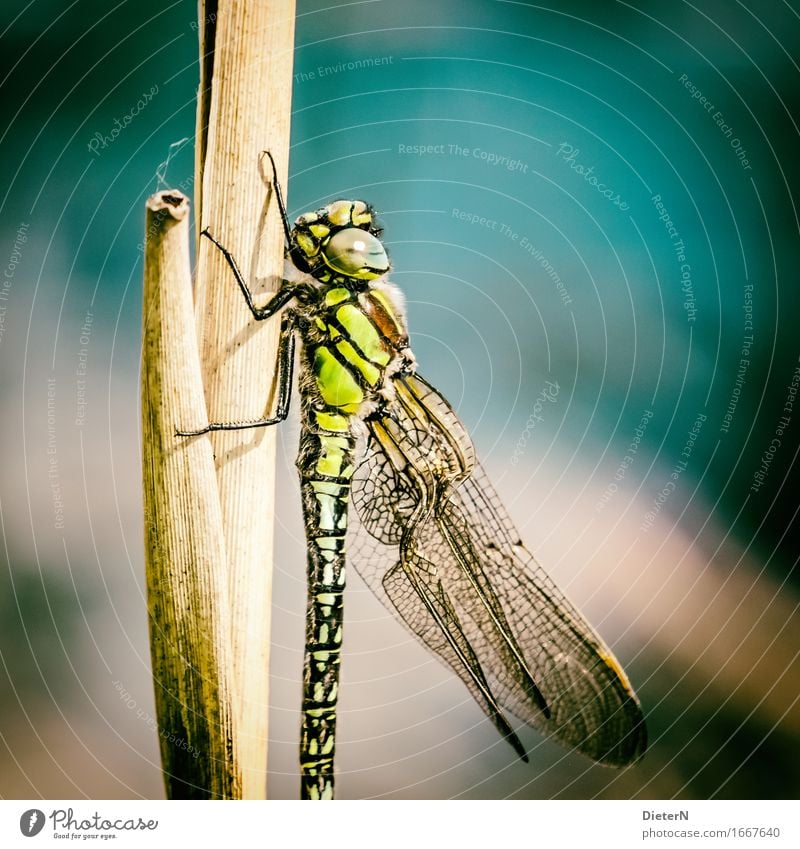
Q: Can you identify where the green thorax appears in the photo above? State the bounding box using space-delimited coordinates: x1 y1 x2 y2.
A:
288 199 410 429
303 283 409 426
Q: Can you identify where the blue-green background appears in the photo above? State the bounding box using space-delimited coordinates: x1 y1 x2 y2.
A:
1 0 799 799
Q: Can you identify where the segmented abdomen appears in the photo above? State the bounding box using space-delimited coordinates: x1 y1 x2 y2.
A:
296 283 408 799
297 430 354 801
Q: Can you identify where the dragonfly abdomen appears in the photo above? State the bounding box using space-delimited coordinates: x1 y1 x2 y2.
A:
297 428 356 800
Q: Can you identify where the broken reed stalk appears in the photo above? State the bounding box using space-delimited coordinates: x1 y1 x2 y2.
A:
141 190 241 799
193 0 296 798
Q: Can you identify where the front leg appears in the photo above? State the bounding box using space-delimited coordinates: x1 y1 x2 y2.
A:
176 309 297 437
201 228 298 320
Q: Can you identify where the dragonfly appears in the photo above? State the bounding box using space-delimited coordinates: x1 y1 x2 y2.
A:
178 153 647 800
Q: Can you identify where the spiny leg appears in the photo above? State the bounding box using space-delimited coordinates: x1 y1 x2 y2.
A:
259 150 293 246
200 227 298 321
175 303 296 436
176 224 298 435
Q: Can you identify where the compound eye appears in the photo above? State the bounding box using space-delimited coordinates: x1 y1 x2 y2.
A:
322 227 388 278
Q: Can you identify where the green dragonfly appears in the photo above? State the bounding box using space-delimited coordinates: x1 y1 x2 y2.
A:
179 153 646 800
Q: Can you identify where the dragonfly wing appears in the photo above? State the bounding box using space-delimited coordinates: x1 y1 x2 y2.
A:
382 554 529 760
349 374 646 765
444 467 646 764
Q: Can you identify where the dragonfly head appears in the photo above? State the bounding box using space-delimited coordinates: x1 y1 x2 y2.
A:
290 200 389 283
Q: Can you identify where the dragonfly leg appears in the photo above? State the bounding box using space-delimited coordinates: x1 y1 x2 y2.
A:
259 150 293 247
175 311 296 436
200 227 298 320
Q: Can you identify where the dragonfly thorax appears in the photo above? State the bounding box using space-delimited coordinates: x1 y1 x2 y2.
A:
291 199 389 283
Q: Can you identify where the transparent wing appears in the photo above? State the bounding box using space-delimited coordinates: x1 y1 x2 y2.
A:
349 373 646 765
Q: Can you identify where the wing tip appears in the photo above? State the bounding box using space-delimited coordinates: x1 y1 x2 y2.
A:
507 730 529 763
596 707 649 767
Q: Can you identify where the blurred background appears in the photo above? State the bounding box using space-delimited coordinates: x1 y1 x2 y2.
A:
1 0 799 800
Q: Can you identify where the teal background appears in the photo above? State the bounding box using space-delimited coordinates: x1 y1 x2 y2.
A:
1 0 799 799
